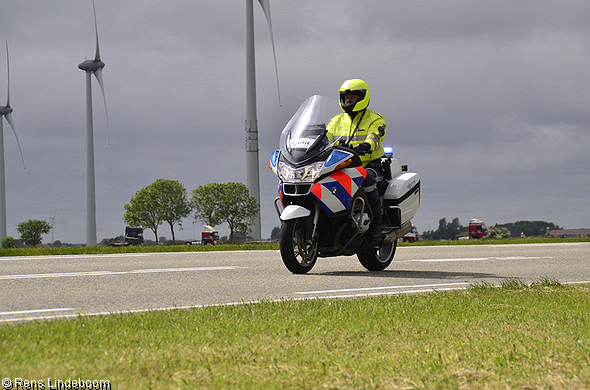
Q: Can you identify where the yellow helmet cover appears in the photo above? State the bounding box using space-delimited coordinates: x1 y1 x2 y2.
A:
339 79 370 113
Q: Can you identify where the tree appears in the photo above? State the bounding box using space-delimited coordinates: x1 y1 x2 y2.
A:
156 179 192 243
124 184 162 243
16 219 52 247
124 179 191 244
191 182 259 242
421 217 465 240
514 220 561 237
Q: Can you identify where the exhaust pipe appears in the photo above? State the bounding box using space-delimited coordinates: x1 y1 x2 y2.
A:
382 221 414 246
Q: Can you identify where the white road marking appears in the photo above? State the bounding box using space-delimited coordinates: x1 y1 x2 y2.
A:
0 250 279 262
0 266 246 281
0 253 151 262
398 256 546 263
0 307 75 316
297 282 469 295
317 286 465 299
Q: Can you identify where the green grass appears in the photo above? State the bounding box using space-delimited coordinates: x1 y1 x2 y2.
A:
2 282 589 389
0 242 279 257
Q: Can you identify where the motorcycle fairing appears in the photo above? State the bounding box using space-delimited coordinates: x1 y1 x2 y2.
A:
277 182 282 202
311 166 367 214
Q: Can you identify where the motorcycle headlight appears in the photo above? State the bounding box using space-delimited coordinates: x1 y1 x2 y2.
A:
278 161 324 182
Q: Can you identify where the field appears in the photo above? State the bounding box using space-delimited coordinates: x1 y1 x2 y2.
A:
2 284 590 388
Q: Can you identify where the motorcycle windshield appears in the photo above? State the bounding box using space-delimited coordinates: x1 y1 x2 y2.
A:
279 95 345 164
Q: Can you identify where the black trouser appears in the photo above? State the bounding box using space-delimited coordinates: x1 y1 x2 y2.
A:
362 161 383 206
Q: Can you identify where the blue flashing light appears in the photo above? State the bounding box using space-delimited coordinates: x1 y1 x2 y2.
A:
270 150 280 168
383 146 393 157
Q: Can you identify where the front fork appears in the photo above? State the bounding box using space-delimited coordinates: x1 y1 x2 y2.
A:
310 202 320 241
275 197 320 243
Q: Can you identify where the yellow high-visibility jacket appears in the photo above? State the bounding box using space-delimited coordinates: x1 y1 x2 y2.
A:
326 109 387 167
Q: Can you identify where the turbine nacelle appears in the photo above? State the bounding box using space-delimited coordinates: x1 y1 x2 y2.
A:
1 41 25 170
78 59 105 73
0 106 12 116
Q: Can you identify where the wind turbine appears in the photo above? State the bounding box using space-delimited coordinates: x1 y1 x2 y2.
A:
78 0 109 246
49 208 56 245
0 41 26 241
246 0 280 240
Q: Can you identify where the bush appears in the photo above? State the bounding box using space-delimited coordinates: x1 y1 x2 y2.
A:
1 236 16 249
487 226 511 239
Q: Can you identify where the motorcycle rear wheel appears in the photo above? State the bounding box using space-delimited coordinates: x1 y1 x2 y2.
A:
357 241 397 271
279 218 319 274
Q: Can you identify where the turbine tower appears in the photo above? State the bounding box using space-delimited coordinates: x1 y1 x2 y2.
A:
78 0 109 246
0 41 25 241
246 0 280 240
49 208 56 245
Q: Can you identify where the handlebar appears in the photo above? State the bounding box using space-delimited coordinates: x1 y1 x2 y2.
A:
339 142 371 156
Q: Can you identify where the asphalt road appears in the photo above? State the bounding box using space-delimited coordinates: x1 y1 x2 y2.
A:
1 242 589 323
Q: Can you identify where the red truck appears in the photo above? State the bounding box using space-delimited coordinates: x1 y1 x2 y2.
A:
201 226 220 245
468 219 487 239
185 226 221 245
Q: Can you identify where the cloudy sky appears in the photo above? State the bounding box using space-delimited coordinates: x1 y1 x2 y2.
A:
1 0 589 244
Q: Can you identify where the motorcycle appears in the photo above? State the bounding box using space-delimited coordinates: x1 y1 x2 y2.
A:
269 95 420 274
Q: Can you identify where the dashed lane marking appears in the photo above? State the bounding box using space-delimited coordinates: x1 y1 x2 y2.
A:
0 266 247 281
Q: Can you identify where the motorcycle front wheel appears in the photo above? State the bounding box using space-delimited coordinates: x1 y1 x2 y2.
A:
357 241 397 271
279 218 319 274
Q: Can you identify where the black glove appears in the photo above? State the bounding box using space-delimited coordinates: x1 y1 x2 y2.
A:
355 142 371 154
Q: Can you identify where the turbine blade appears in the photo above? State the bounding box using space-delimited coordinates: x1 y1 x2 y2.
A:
92 0 101 62
93 68 111 145
258 0 281 107
5 113 26 169
5 41 10 107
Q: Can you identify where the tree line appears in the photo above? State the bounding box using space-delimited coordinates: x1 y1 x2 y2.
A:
421 217 562 240
123 179 259 244
2 179 259 248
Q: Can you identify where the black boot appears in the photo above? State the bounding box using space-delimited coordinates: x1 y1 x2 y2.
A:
366 203 384 246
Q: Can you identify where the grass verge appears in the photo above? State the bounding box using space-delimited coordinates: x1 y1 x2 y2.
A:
0 242 279 257
2 282 589 389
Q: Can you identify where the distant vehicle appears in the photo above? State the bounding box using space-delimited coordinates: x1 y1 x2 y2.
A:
185 225 220 245
401 224 419 243
468 219 487 239
110 226 144 246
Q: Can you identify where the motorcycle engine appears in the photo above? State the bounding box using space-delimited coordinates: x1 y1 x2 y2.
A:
353 212 372 234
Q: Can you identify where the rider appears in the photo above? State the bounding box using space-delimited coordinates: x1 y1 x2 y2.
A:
326 79 387 245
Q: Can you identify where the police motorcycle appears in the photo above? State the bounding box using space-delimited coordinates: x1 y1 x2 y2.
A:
269 95 420 274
